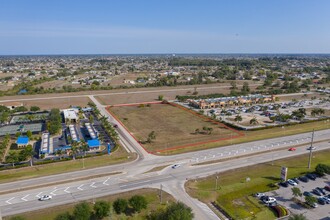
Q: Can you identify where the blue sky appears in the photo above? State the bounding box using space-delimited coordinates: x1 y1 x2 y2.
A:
0 0 329 55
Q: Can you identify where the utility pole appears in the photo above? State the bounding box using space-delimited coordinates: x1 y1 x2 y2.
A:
308 129 314 169
160 184 163 203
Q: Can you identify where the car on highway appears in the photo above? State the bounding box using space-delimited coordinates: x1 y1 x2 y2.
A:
287 179 297 186
113 124 118 128
172 164 181 169
307 146 316 150
288 147 296 151
39 195 52 201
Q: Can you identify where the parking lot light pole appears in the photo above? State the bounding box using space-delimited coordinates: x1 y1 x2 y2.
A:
215 176 219 191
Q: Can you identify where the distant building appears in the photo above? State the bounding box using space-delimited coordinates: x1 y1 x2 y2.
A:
188 94 276 109
85 123 97 139
40 132 53 154
87 139 101 150
63 109 79 123
68 124 79 142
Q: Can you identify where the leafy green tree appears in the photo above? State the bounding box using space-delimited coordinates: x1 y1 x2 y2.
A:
305 195 317 206
147 131 156 143
315 163 330 176
72 202 91 220
129 195 148 213
26 130 32 139
113 198 128 214
54 212 72 220
30 106 40 112
158 95 164 101
21 145 35 166
291 187 302 198
6 151 19 167
149 202 194 220
0 111 10 123
93 200 111 219
241 82 250 95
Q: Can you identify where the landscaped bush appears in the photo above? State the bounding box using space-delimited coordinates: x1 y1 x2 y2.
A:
271 205 288 218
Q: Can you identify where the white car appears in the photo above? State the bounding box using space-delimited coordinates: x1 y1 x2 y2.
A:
287 179 297 186
39 195 52 201
172 164 181 169
307 146 316 150
254 192 265 198
263 196 276 204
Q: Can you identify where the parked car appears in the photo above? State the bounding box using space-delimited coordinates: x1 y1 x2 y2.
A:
324 185 330 192
39 195 52 201
308 202 318 208
318 197 326 205
312 189 322 196
279 181 289 187
303 191 313 197
306 173 317 180
316 187 326 195
322 196 330 204
254 193 266 198
299 176 309 183
292 177 300 184
262 196 277 204
287 179 297 186
288 147 296 151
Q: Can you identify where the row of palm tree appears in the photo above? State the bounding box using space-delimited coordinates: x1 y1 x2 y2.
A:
56 140 89 160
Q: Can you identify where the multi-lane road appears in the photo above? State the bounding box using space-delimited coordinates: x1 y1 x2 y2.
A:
0 94 329 219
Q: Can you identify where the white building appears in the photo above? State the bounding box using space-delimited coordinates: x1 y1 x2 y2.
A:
63 109 79 123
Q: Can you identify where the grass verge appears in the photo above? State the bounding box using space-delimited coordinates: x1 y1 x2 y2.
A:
5 188 175 220
0 146 136 184
185 149 330 219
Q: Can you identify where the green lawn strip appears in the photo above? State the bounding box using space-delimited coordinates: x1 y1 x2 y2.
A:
0 146 136 183
160 120 330 155
186 149 330 219
5 188 175 220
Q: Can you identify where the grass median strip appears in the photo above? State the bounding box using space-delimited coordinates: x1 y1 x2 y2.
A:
0 147 136 184
186 149 330 219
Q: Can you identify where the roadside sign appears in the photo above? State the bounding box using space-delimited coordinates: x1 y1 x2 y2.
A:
281 167 288 181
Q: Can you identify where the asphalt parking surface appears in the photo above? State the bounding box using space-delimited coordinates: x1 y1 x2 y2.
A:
268 174 330 220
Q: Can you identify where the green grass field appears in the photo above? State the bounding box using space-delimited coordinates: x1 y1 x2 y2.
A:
6 188 175 220
186 149 330 220
0 146 135 184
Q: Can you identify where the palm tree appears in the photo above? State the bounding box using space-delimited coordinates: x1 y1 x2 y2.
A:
207 127 213 135
249 117 258 125
70 141 79 160
80 140 89 156
6 151 19 167
291 187 302 200
235 115 243 123
23 145 36 166
56 149 64 160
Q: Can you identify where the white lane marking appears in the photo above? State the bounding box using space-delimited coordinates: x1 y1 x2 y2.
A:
103 177 110 186
36 192 43 198
50 188 58 196
21 194 30 201
6 197 15 204
90 182 97 188
64 187 70 193
77 184 84 191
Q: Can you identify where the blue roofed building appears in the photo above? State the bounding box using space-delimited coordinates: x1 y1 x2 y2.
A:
16 136 29 147
87 139 100 150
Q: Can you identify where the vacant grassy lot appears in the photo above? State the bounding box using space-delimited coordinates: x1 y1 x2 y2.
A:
109 103 239 153
6 188 175 220
0 146 135 184
186 149 330 220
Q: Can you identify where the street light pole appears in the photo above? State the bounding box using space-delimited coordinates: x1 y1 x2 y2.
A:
215 176 219 191
308 129 315 169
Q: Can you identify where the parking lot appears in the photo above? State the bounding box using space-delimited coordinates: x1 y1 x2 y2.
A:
267 174 330 219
